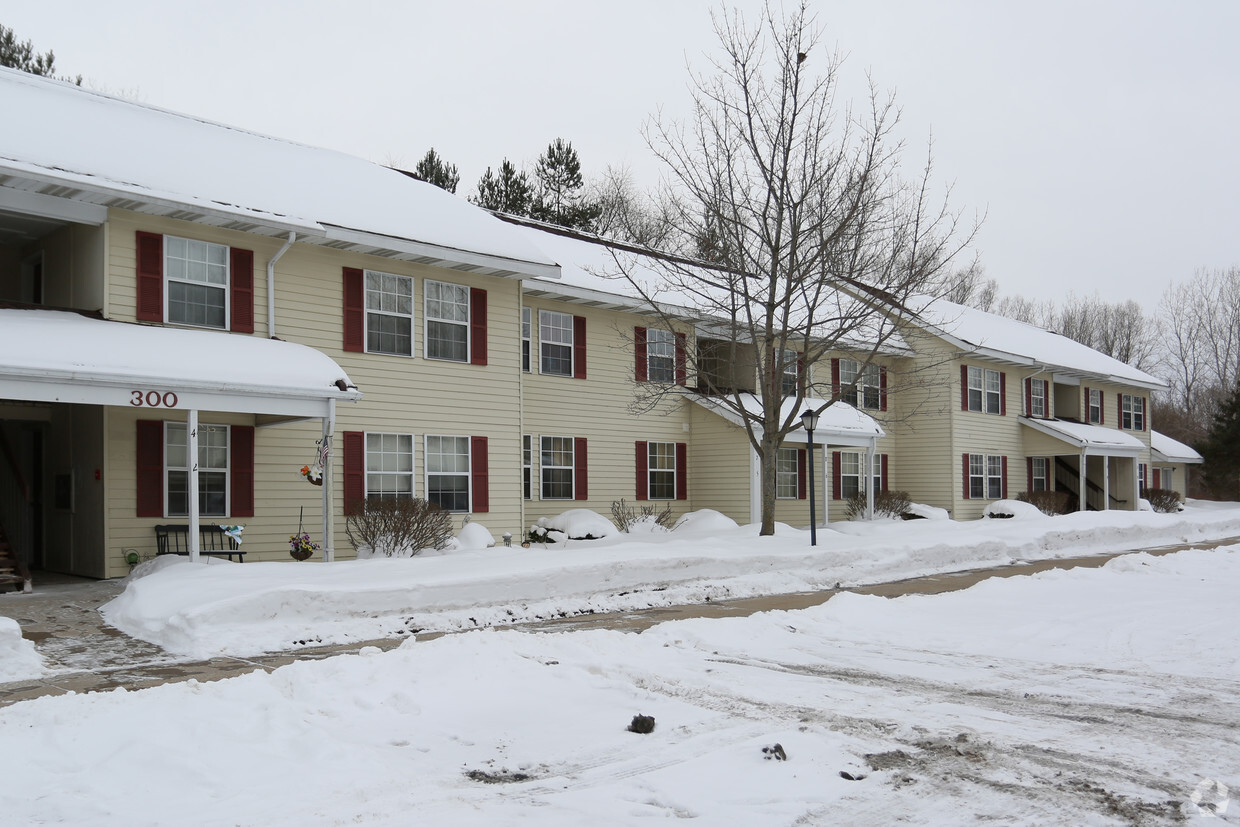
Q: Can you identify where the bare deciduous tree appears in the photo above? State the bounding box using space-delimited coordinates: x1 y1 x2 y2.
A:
618 2 974 535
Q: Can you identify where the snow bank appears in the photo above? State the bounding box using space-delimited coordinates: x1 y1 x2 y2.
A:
0 617 44 682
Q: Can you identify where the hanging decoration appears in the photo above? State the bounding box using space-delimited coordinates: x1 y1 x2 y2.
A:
299 437 330 486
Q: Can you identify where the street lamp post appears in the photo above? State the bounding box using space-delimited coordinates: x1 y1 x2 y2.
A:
800 409 820 546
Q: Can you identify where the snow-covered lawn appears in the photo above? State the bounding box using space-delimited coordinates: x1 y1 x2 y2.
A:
1 541 1236 824
99 501 1240 660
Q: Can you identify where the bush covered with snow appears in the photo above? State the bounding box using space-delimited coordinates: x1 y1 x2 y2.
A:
674 509 740 533
452 522 495 550
346 497 452 557
0 616 44 682
845 490 911 520
984 499 1045 520
903 502 950 520
528 509 615 543
1145 488 1184 514
611 498 676 533
1017 489 1073 516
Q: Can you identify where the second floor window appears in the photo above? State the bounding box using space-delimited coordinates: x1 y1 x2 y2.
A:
780 349 800 397
425 280 469 362
1028 378 1047 418
646 329 676 383
967 366 1002 414
1121 394 1145 430
540 310 574 376
165 236 228 328
365 271 413 356
521 308 532 372
841 359 881 410
1087 388 1102 424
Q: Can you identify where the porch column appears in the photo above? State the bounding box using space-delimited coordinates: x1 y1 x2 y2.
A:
320 400 336 563
1078 450 1087 512
187 409 201 563
1132 458 1141 509
1102 455 1110 511
865 441 876 520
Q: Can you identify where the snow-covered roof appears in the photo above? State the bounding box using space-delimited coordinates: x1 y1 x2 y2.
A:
0 308 360 418
0 68 558 280
1151 431 1203 464
1020 416 1145 456
911 298 1164 390
691 393 884 448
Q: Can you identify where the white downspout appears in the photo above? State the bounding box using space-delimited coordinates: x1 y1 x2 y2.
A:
321 398 336 562
266 232 296 338
1079 449 1087 512
865 440 876 520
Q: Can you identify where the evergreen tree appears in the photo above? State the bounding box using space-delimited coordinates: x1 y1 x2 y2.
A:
0 24 80 84
470 159 532 216
1199 382 1240 498
531 138 601 230
412 148 459 193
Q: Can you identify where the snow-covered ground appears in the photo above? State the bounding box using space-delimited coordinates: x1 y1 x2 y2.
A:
1 537 1236 823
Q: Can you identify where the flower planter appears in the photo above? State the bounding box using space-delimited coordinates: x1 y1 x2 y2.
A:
290 549 313 561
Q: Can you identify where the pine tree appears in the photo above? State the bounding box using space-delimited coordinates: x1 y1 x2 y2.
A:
1200 382 1240 498
531 138 601 230
0 24 80 84
470 159 532 216
412 148 459 193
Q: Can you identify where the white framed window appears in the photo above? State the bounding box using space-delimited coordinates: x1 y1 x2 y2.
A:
165 236 228 329
776 447 799 499
1138 462 1147 494
1121 394 1145 430
366 433 414 498
647 442 677 499
1028 378 1047 417
540 310 574 376
647 329 676 383
1031 456 1048 492
779 349 800 397
541 435 575 499
841 359 881 410
425 435 470 511
967 366 1002 414
968 454 1004 499
839 452 883 499
166 422 229 516
365 270 414 356
522 434 532 500
424 280 469 362
521 307 532 372
1087 388 1102 424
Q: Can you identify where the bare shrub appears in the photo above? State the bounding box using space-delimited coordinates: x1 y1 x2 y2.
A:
345 497 452 557
1016 490 1073 516
845 490 911 520
1145 488 1184 514
611 498 676 533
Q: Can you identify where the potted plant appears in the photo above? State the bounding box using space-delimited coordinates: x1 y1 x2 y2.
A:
289 532 319 561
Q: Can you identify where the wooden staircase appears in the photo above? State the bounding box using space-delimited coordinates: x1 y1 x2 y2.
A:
0 524 32 594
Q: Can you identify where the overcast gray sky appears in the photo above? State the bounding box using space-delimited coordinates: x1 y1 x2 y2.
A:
7 1 1237 308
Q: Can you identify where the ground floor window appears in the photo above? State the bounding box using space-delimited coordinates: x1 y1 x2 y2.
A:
523 435 532 500
166 422 228 516
366 433 414 499
776 447 800 499
541 435 575 499
646 441 677 499
967 453 1006 500
835 451 883 499
1031 456 1048 492
425 435 470 511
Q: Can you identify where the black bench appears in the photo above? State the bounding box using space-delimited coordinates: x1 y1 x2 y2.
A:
154 524 246 562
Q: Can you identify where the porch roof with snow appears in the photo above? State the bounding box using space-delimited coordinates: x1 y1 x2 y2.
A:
1020 416 1145 457
1151 431 1203 464
911 299 1165 391
0 308 361 419
0 68 559 280
691 393 884 448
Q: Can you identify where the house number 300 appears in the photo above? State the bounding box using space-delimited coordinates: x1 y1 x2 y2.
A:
129 391 179 408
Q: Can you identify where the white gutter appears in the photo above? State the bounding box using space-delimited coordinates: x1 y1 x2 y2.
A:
266 232 296 338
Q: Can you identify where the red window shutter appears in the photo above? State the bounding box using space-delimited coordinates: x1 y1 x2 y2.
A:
343 431 365 515
960 365 969 411
574 438 588 499
1024 378 1032 416
469 288 488 366
634 327 648 382
675 333 688 386
635 441 648 500
797 449 807 500
135 231 164 322
470 436 489 512
229 248 255 334
675 442 688 500
573 315 587 379
136 419 164 517
881 454 889 492
1027 456 1034 492
831 358 841 399
342 268 364 353
879 366 888 411
832 451 841 500
999 372 1007 416
1001 455 1009 499
230 425 255 517
962 453 971 500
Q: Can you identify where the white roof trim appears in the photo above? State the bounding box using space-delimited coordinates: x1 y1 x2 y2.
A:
1020 416 1145 457
1151 430 1204 464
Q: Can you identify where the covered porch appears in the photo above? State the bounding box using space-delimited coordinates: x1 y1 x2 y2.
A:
1020 417 1144 511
